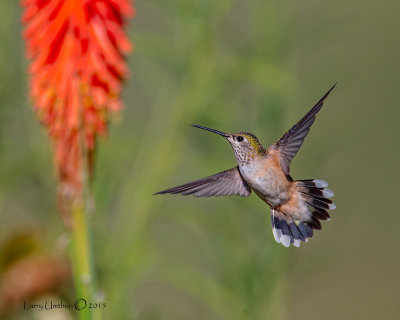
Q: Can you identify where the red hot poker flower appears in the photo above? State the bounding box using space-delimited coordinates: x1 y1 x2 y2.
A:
22 0 134 211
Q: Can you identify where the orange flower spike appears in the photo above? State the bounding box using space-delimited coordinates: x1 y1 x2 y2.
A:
22 0 135 193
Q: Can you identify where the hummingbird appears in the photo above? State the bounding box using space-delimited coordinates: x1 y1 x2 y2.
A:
155 85 336 247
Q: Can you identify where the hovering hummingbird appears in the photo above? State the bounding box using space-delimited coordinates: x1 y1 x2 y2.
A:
155 85 336 247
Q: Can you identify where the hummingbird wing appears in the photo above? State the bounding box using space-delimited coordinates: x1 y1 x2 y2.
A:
154 167 251 197
273 84 336 174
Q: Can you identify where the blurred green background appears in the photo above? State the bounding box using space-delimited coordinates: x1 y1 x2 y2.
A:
1 0 399 319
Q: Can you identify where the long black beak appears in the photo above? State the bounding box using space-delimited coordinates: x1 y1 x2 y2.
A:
192 125 228 138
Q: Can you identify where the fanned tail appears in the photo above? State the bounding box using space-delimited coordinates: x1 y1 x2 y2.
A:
271 179 336 248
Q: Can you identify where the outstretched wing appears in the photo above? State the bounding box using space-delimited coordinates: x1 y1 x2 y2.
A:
272 84 336 174
154 167 251 197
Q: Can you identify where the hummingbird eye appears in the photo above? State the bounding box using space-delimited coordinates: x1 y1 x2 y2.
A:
237 136 244 142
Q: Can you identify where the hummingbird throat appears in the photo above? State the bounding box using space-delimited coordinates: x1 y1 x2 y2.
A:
233 147 255 166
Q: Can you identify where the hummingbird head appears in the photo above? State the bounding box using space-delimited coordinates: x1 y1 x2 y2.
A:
192 125 266 166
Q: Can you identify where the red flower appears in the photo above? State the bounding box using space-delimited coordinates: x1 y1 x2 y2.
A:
22 0 134 206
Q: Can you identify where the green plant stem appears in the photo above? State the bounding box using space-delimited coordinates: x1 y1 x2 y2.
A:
70 203 98 320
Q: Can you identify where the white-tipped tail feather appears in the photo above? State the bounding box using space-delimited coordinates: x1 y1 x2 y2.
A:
271 209 313 248
270 179 336 248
